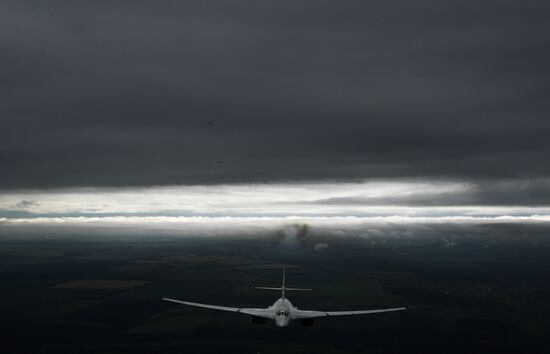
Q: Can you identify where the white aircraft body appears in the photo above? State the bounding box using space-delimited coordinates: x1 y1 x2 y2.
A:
163 267 406 327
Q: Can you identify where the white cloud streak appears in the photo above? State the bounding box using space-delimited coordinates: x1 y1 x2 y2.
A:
1 181 548 211
0 181 468 214
2 215 550 229
1 181 550 231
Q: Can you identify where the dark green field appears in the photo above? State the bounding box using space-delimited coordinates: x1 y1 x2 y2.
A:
1 234 549 353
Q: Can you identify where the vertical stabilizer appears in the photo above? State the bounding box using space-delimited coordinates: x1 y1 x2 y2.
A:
281 265 286 300
254 265 311 293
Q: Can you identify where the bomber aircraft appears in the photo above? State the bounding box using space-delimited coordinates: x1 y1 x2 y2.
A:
163 267 406 327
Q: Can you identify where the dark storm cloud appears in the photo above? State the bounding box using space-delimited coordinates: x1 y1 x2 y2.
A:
274 223 312 247
1 0 549 189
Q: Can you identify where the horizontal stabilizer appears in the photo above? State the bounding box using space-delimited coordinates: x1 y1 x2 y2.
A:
255 287 312 291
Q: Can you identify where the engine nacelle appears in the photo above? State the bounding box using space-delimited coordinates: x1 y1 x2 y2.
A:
300 318 314 326
250 316 266 324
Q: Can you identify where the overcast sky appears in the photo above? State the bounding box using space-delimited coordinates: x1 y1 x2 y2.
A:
1 1 549 222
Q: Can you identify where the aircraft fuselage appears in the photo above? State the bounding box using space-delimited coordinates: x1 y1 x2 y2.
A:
272 298 292 327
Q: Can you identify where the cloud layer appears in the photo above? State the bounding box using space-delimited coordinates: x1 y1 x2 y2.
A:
1 0 549 189
2 180 550 219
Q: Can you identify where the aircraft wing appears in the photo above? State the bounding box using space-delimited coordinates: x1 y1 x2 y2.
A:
293 307 406 319
162 298 273 319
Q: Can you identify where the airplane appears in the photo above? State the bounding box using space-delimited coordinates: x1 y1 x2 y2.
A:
162 266 406 327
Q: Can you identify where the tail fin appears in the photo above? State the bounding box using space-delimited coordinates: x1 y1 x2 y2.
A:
282 265 286 300
254 266 312 299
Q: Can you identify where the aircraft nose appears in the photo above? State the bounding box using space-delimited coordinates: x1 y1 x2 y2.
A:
275 316 287 327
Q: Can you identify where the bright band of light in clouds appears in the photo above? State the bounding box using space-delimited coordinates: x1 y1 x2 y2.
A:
1 180 550 223
0 214 548 241
3 215 550 225
0 181 467 214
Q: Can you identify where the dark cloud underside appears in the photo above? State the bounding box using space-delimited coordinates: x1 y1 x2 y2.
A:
1 0 549 188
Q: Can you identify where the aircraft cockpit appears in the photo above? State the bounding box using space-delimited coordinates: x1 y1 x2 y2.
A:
276 309 289 317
